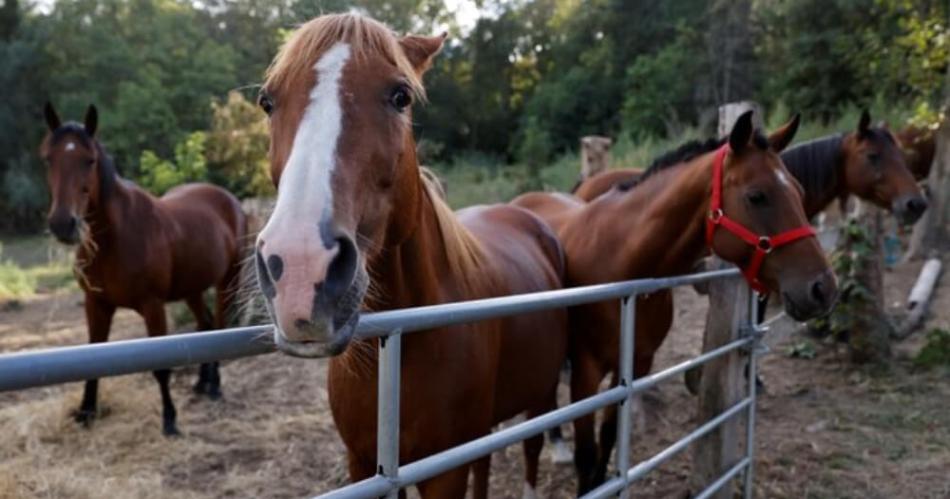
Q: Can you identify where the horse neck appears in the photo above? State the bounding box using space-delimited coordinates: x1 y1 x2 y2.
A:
333 171 471 373
591 157 712 278
82 144 130 251
780 135 845 218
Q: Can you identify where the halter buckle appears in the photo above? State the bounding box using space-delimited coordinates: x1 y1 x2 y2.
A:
757 236 773 253
709 209 724 223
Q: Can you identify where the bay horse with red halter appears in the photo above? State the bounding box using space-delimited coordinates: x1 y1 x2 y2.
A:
39 103 248 435
512 111 838 493
575 111 929 225
253 14 567 498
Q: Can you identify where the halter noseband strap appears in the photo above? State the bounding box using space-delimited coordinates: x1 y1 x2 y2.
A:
705 144 816 293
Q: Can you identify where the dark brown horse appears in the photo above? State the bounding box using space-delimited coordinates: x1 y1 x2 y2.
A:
896 124 937 181
253 14 567 498
575 112 928 226
513 112 837 493
40 103 247 435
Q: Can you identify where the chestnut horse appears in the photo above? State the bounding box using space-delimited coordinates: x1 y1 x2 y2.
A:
40 103 247 435
574 112 928 226
513 112 838 493
253 14 566 498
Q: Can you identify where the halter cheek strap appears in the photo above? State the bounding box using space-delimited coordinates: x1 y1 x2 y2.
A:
705 144 816 293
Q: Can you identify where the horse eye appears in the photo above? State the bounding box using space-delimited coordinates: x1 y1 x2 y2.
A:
867 152 881 165
258 92 274 115
747 191 768 207
390 85 412 111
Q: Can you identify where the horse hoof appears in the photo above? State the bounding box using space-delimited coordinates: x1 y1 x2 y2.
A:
163 424 181 437
192 381 209 395
684 366 701 396
206 387 223 401
72 409 96 427
550 439 573 465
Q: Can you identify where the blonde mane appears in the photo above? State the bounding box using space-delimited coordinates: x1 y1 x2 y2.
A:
419 169 486 284
265 13 423 97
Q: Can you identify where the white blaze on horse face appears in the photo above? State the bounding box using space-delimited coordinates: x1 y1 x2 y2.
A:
773 167 793 189
258 42 351 342
64 141 76 152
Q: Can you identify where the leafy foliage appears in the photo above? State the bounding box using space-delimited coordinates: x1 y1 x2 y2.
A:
205 91 274 198
808 220 876 339
914 328 950 368
138 132 208 195
0 0 947 232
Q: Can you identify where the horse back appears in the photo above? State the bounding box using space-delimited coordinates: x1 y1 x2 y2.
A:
156 183 247 298
510 191 583 235
457 204 569 422
573 168 643 201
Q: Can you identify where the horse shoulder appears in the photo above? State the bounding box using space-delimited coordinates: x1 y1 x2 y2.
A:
458 204 563 294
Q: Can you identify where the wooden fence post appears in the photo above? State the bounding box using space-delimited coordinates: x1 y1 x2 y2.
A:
690 101 761 497
717 101 763 137
579 135 613 179
691 262 749 498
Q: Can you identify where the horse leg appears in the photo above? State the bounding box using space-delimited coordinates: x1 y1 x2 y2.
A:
140 301 178 436
471 455 490 499
548 359 572 465
548 425 572 464
571 353 604 495
186 293 220 399
74 295 115 427
522 431 543 499
416 465 470 499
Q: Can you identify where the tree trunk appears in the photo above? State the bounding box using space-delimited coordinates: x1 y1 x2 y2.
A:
848 207 893 363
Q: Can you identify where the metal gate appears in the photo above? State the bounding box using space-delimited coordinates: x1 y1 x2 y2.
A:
0 267 761 498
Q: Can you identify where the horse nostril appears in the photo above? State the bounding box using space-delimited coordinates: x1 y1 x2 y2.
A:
255 250 277 299
325 235 358 300
907 197 928 216
810 280 826 307
266 254 284 281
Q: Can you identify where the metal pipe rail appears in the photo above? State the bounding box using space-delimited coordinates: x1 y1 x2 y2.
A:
0 268 738 392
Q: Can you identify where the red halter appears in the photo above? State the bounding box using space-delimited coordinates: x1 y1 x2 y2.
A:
705 144 816 293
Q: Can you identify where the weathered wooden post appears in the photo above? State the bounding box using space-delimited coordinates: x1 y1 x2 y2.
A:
691 266 751 498
717 101 763 136
905 118 950 259
579 135 613 179
690 101 761 498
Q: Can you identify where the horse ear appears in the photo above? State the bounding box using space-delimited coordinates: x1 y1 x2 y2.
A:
858 109 871 136
767 113 801 153
729 110 755 153
44 101 61 131
84 104 98 136
399 33 447 74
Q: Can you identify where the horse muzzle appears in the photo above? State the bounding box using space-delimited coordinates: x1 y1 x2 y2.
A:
781 269 838 321
892 195 928 226
255 233 366 358
47 214 80 245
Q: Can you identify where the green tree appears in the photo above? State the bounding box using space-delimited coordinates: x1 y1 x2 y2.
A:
138 131 208 195
205 91 273 198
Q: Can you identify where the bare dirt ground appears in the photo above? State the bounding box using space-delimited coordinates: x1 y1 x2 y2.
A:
1 257 949 499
